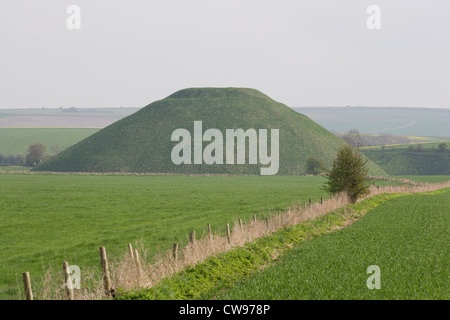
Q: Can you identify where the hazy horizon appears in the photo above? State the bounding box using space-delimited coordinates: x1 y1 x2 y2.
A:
1 1 449 109
2 104 449 110
2 104 450 110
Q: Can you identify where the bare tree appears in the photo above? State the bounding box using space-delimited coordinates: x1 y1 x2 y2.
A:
342 129 364 149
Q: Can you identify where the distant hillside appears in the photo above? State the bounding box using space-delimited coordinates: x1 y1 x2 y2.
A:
0 108 138 128
34 88 387 176
294 107 450 138
361 143 450 175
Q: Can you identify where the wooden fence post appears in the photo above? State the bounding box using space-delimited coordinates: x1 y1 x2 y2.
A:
226 223 231 245
22 272 33 300
239 219 243 232
99 246 112 298
321 197 324 205
309 198 312 207
189 230 196 245
63 261 74 300
207 223 212 242
253 215 257 222
173 243 178 260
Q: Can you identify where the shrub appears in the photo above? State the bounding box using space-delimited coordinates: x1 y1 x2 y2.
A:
323 145 369 203
306 156 325 175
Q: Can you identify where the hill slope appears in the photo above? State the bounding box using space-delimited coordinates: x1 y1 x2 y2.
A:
34 88 386 175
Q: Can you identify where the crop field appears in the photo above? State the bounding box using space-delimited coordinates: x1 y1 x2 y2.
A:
0 174 329 299
0 128 100 155
218 189 450 299
396 175 450 183
361 140 450 150
1 173 447 300
0 108 138 128
361 148 450 175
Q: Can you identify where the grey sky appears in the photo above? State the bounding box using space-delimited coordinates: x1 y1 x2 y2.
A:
0 0 449 109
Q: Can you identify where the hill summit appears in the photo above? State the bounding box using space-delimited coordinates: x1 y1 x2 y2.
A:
35 88 386 175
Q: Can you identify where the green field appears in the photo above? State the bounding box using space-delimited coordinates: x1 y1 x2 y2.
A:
0 174 329 300
2 173 447 300
396 175 450 183
361 147 450 175
0 166 30 173
0 128 99 155
218 189 450 299
361 140 450 150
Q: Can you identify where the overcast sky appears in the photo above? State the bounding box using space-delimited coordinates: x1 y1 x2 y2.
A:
0 0 449 109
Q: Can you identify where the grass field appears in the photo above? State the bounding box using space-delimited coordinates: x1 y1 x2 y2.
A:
2 173 447 300
361 140 450 150
361 148 450 175
0 166 30 173
0 174 329 300
0 128 99 155
396 175 450 183
218 189 450 299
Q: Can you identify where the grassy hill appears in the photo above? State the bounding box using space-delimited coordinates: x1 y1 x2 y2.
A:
34 88 386 176
361 144 450 175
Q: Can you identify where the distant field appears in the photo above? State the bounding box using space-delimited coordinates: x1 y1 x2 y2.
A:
219 189 450 299
361 140 450 150
3 107 449 139
0 174 328 299
294 107 450 138
361 147 450 175
0 108 138 128
395 175 450 183
0 128 99 155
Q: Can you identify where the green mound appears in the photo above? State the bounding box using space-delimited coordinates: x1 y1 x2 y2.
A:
34 88 386 175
